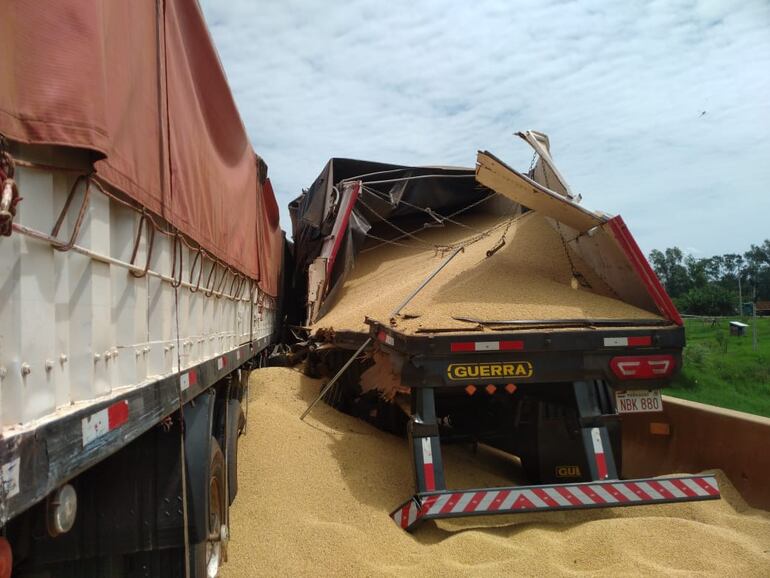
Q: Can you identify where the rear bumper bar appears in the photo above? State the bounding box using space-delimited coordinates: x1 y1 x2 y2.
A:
391 474 720 531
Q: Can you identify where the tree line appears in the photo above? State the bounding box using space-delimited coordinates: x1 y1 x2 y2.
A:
648 240 770 316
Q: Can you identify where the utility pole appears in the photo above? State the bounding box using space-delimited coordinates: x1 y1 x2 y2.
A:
753 286 758 352
737 273 742 317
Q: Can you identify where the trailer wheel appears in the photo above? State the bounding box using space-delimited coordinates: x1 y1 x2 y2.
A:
224 399 244 505
190 439 227 578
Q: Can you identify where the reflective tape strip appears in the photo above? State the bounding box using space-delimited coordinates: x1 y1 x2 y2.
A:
636 481 663 500
439 493 462 514
377 330 395 346
393 500 420 529
180 369 198 391
82 400 129 447
647 480 675 499
659 479 686 498
451 492 475 513
682 478 708 497
499 490 519 510
577 485 605 505
556 486 583 506
612 483 642 502
627 482 652 500
217 356 227 370
569 486 596 505
406 502 418 527
523 489 547 508
426 494 452 515
451 340 524 352
692 477 720 495
532 487 560 507
421 438 435 491
591 428 609 479
477 490 500 511
463 491 487 513
421 438 433 464
420 495 439 515
543 487 572 506
589 484 619 503
670 478 697 497
513 493 536 509
604 336 651 347
603 484 631 502
489 489 512 511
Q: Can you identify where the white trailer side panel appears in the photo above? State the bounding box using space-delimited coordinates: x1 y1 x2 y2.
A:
0 159 277 433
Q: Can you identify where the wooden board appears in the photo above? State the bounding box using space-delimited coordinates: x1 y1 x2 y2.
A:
476 151 605 232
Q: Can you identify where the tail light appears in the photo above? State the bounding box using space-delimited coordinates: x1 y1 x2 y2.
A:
610 354 675 379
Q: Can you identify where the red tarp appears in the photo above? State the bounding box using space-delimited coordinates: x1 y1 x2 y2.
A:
0 0 282 296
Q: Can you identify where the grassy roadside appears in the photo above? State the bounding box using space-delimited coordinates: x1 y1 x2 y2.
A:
666 317 770 418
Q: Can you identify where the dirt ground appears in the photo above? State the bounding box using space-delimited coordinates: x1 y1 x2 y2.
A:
221 367 770 577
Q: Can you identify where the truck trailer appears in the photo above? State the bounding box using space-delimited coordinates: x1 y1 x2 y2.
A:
290 132 720 531
0 2 284 576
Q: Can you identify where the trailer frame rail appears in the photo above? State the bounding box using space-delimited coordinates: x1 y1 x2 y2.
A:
0 335 273 526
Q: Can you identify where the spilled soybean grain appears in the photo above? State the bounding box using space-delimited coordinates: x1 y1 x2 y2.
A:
221 368 770 578
313 212 661 334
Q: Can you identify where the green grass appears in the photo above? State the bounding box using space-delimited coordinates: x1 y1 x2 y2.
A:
666 317 770 417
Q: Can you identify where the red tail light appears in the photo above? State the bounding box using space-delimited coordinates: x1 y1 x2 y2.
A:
610 355 675 379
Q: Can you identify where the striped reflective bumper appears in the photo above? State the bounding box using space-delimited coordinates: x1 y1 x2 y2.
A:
391 475 720 531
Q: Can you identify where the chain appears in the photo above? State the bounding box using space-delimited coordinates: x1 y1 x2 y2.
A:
485 216 515 257
555 221 591 289
527 150 538 175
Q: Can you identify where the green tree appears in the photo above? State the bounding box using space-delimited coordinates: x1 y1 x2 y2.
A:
650 240 770 303
743 240 770 300
721 253 744 284
649 247 690 297
684 255 708 288
701 255 724 283
675 285 737 316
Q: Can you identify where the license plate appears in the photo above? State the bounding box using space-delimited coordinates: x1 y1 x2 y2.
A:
615 389 663 413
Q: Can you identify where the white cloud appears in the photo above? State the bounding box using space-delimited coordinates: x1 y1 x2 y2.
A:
199 0 770 256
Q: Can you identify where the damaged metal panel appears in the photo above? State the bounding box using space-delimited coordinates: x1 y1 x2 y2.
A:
475 151 605 232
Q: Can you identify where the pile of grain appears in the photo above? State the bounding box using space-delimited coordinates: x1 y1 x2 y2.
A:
314 212 661 334
221 368 770 577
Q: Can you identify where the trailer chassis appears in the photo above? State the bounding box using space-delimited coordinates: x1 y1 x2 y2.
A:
363 321 721 531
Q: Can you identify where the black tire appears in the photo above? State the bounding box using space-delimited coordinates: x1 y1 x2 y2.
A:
190 439 226 578
225 400 243 505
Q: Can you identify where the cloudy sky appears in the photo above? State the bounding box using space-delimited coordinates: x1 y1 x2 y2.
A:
199 0 770 256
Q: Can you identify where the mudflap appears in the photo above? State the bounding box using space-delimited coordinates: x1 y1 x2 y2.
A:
514 381 622 485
